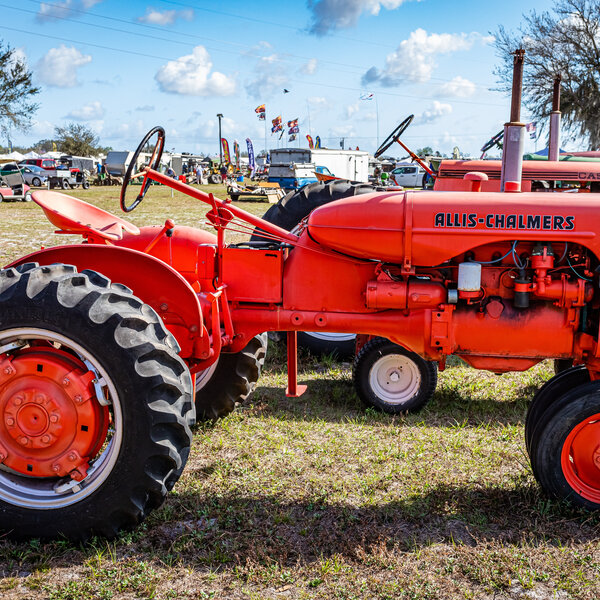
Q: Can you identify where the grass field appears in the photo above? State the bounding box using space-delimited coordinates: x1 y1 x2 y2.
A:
0 184 599 600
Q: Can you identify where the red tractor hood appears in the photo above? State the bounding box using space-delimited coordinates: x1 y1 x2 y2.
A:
307 190 600 265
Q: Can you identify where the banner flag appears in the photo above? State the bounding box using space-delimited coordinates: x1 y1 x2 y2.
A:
272 115 282 127
360 92 374 100
271 124 282 133
306 134 314 149
279 128 285 140
221 138 231 164
526 121 537 140
315 136 321 149
246 138 255 173
258 113 265 121
233 139 240 167
288 125 299 134
287 118 298 128
255 104 265 113
289 134 297 142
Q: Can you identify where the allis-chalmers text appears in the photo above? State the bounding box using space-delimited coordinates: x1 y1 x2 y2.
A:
434 213 575 231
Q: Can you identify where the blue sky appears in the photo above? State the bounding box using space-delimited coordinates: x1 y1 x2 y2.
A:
1 0 562 157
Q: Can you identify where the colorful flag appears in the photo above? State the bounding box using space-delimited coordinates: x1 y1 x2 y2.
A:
360 92 374 100
246 138 255 174
272 115 282 127
315 136 321 149
255 104 265 114
289 134 297 142
233 139 240 167
287 118 298 128
221 138 231 164
271 123 282 133
279 128 285 140
258 113 265 121
526 122 537 140
288 125 299 134
306 134 314 149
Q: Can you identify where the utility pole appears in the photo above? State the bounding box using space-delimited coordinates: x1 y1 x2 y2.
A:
217 113 223 164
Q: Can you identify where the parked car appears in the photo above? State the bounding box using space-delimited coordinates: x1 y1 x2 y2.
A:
20 157 58 171
0 163 32 202
389 164 426 187
20 165 49 187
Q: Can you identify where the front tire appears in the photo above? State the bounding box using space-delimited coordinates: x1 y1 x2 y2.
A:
530 382 600 510
0 263 194 540
32 177 42 187
353 337 437 414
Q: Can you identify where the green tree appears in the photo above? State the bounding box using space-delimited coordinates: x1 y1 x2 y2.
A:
0 41 40 136
55 123 101 156
494 0 600 148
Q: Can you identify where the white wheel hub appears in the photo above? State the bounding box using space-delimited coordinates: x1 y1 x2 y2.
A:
369 354 421 405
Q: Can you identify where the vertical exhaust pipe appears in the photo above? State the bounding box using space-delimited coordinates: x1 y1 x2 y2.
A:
500 49 526 192
548 76 561 162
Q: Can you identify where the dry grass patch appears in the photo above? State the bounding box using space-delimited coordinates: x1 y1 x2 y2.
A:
0 187 599 599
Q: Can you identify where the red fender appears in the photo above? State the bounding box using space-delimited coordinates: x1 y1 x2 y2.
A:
7 245 207 360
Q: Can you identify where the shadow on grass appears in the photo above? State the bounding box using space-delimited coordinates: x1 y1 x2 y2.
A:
245 381 533 428
133 483 600 568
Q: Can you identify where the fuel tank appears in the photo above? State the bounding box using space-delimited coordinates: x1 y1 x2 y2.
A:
306 190 600 265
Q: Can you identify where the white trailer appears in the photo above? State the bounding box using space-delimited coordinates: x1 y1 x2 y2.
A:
268 148 370 189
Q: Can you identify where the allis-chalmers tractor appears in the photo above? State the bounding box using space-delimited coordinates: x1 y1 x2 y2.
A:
3 62 600 540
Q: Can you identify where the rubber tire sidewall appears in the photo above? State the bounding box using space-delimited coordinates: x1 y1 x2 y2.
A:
0 264 193 540
532 385 600 510
353 337 437 414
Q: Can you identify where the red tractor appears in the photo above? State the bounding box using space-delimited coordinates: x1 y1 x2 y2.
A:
2 118 600 539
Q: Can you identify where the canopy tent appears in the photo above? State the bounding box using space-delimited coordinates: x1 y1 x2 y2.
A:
23 151 40 159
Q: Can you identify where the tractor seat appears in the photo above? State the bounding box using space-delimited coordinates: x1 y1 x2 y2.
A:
32 190 140 241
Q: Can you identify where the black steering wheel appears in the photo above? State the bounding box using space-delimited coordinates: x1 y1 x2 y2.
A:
374 115 414 158
120 126 165 213
480 130 503 153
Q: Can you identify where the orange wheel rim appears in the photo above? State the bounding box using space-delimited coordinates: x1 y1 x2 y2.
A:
561 413 600 503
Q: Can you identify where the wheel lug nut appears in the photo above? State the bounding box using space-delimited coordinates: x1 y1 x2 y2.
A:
74 395 83 404
13 396 22 406
68 453 76 461
41 435 51 444
35 394 45 404
52 464 60 472
5 418 14 426
20 436 29 445
63 378 70 386
50 415 59 423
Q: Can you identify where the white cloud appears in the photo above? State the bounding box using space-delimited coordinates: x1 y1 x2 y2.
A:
345 102 360 119
438 76 476 98
37 0 104 22
308 0 413 36
329 124 357 138
137 7 194 26
299 58 318 75
418 101 452 124
35 45 92 87
307 96 330 110
31 120 55 137
245 53 289 99
66 100 105 120
362 29 485 85
155 46 236 96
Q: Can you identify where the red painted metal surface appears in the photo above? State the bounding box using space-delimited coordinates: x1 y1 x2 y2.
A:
0 347 108 480
561 413 600 503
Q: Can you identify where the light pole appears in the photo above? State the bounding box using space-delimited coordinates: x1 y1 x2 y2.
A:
217 113 223 164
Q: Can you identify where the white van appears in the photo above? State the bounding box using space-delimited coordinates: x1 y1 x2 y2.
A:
390 164 426 187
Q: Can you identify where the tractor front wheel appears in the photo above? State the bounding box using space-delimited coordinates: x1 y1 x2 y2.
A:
353 337 437 414
0 263 194 540
530 381 600 510
195 333 268 420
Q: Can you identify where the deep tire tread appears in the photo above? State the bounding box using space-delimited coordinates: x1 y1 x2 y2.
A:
0 264 194 540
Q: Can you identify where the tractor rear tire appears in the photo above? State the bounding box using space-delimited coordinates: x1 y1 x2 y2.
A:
525 366 590 456
195 333 268 420
529 381 600 510
353 337 437 414
0 263 194 540
251 180 375 357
